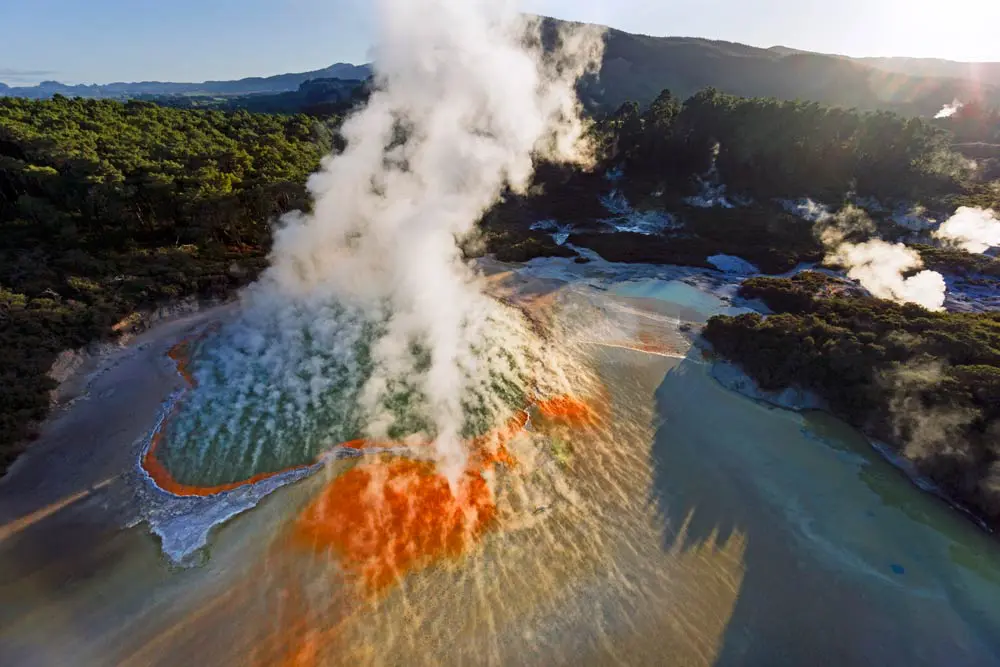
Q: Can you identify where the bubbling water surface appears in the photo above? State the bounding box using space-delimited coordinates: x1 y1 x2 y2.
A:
149 297 552 491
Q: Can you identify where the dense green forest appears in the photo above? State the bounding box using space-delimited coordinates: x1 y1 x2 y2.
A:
609 88 969 200
703 274 1000 527
0 96 330 468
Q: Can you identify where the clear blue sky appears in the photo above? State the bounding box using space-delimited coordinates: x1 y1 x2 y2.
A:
2 0 999 86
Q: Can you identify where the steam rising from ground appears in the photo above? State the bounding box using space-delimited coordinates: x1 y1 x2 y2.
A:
884 361 978 462
819 204 946 311
232 2 604 479
781 197 832 223
882 359 1000 512
934 99 964 119
933 206 1000 254
826 241 946 311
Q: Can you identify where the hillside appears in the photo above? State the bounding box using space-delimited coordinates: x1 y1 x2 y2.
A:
859 57 1000 89
0 63 372 100
574 23 1000 116
5 19 1000 118
143 78 368 116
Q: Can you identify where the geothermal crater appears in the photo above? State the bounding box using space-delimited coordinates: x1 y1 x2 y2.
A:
141 299 539 495
135 291 601 589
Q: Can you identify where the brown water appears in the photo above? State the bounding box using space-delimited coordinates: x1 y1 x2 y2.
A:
2 277 1000 666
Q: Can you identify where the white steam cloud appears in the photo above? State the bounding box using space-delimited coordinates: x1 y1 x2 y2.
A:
934 99 964 119
885 361 978 462
820 204 946 311
933 206 1000 254
827 240 946 311
245 2 604 478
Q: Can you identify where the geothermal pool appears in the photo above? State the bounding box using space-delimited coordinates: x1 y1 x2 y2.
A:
3 260 1000 666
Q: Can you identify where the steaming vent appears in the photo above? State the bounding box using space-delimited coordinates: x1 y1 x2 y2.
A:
142 2 607 491
151 301 535 489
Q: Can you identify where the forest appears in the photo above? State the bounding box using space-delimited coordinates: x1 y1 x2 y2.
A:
484 87 995 269
0 96 330 468
2 87 1000 475
606 87 972 201
703 274 1000 528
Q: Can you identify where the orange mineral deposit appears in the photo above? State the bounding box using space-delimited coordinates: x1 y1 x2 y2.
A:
535 395 598 428
291 408 547 594
153 333 601 599
294 459 498 592
167 339 197 387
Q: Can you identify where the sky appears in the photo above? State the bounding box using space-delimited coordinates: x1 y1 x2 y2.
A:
2 0 1000 86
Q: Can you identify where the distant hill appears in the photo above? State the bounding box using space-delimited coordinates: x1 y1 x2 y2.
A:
144 77 368 116
0 63 372 99
565 21 1000 116
858 57 1000 89
5 18 1000 117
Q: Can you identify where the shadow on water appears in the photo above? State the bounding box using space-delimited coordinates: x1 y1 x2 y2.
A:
651 364 745 555
649 354 1000 667
0 491 140 666
651 354 818 667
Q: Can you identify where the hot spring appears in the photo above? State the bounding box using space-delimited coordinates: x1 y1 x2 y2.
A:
7 265 1000 666
6 1 1000 662
142 297 542 494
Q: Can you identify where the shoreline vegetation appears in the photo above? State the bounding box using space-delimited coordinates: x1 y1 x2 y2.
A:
3 84 1000 500
702 273 1000 531
706 352 993 532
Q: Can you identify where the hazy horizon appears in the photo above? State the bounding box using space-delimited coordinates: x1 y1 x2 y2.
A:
3 0 1000 86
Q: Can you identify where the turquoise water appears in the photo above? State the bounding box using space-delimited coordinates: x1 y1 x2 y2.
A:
610 278 751 322
147 273 1000 663
6 271 1000 666
157 300 530 487
650 354 1000 665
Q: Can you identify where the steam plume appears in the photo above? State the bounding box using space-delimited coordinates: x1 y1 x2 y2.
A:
820 205 946 311
884 361 977 461
827 241 946 311
933 206 1000 254
934 99 964 119
246 3 604 478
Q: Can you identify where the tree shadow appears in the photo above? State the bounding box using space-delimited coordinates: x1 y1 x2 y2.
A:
0 488 137 665
650 358 747 554
647 354 1000 666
